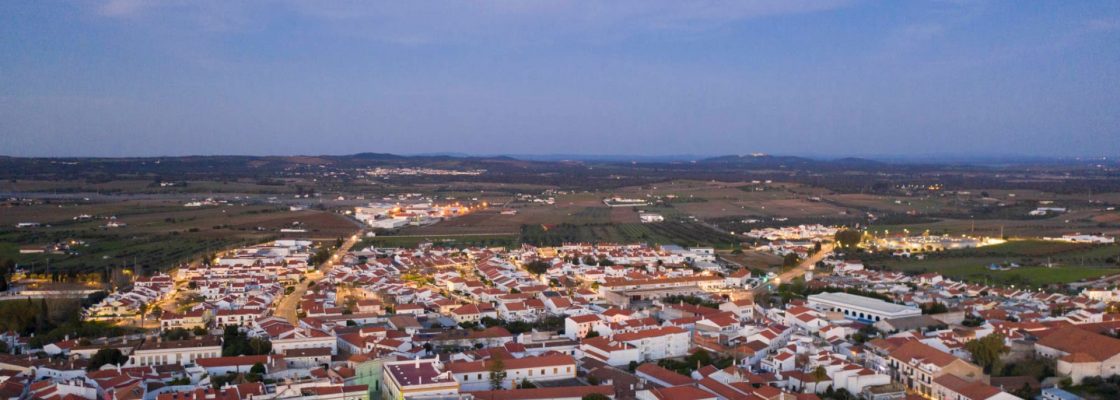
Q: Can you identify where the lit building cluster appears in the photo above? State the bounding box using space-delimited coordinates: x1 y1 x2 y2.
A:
354 201 488 229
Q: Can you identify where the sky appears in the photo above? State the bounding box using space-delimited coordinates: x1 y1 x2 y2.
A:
1 1 1118 158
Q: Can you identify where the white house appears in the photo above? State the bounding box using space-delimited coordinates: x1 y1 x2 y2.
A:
446 354 576 391
613 326 690 361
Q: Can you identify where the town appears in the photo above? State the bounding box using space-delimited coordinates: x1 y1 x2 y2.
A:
1 225 1118 400
3 2 1119 399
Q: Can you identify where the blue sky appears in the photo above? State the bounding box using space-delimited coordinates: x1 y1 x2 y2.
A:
1 1 1118 158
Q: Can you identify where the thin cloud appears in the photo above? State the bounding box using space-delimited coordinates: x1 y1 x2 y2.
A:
95 0 856 42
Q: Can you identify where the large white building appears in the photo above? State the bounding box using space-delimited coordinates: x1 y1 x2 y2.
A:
129 337 222 367
807 292 920 323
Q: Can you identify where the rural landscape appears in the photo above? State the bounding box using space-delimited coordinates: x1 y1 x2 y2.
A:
4 1 1120 400
4 154 1117 289
5 160 1119 400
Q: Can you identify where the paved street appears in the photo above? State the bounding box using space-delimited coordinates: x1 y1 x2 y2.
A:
274 231 364 324
751 242 835 296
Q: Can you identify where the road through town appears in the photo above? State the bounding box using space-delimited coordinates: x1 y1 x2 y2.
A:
275 232 363 324
750 242 835 296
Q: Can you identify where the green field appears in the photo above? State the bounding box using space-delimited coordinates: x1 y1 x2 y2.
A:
0 230 265 276
0 201 358 275
519 221 739 248
369 220 741 249
872 241 1120 287
880 259 1119 287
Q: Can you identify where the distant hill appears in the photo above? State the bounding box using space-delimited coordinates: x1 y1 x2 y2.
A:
1 152 1116 194
697 154 887 170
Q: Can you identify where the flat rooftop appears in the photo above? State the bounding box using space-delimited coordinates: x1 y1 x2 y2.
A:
386 361 456 387
807 292 918 314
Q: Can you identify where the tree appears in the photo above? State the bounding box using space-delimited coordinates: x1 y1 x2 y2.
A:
584 330 600 339
488 355 507 390
221 325 273 356
162 327 192 340
247 337 272 355
962 314 986 327
87 348 128 371
812 365 828 381
1011 382 1034 399
250 362 266 374
831 388 859 400
686 349 713 368
582 394 610 400
36 299 49 333
921 302 949 314
138 303 150 321
783 253 801 269
834 230 862 249
852 325 880 344
524 260 550 275
965 334 1009 373
0 262 9 292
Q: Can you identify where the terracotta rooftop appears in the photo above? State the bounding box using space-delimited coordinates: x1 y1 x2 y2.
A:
1036 326 1120 362
635 363 694 387
932 374 1002 400
888 341 962 368
466 385 614 400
